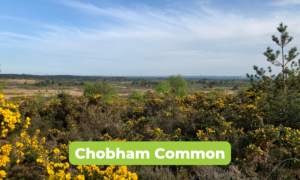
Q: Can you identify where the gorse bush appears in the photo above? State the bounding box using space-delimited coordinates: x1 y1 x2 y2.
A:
0 93 138 180
2 83 299 179
83 80 119 100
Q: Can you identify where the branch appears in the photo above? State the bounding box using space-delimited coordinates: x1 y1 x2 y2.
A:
265 158 299 180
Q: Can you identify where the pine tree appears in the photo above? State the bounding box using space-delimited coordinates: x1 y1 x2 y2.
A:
246 22 300 128
262 22 299 92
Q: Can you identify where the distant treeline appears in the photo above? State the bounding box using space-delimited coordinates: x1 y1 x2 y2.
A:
0 74 137 82
0 74 251 89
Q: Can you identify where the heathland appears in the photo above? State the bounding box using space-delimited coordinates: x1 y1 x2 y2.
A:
1 22 300 179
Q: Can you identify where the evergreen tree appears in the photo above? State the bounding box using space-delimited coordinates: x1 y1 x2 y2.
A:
246 22 300 127
262 22 299 92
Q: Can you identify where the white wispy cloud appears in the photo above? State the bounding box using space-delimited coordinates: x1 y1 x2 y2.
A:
269 0 300 6
0 32 42 41
0 0 300 75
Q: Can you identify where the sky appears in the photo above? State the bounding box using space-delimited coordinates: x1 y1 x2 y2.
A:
0 0 300 76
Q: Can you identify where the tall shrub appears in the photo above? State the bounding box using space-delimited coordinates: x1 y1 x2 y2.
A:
155 74 188 97
83 80 119 100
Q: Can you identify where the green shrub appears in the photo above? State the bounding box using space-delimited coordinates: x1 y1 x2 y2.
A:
155 74 188 97
214 88 225 94
0 81 6 92
34 92 45 102
155 81 171 93
83 80 119 100
232 86 239 90
49 93 58 100
128 91 144 102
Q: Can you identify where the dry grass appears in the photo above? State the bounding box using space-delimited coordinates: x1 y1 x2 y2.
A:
2 86 153 100
2 89 83 100
0 78 37 84
4 92 25 95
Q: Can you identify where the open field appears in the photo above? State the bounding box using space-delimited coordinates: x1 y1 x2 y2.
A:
1 77 245 101
2 82 239 101
2 80 155 100
2 89 82 100
3 78 37 84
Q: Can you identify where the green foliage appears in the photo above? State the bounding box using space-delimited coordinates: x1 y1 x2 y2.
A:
128 91 144 102
214 88 225 94
155 81 171 93
34 92 45 102
232 86 239 90
155 74 188 97
49 93 58 101
0 64 5 92
0 81 5 92
205 91 215 98
246 22 300 128
83 80 119 100
83 83 94 95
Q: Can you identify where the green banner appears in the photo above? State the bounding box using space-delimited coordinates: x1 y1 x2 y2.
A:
69 141 231 165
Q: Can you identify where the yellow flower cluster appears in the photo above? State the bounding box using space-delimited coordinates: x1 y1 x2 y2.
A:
246 144 264 155
150 128 167 139
48 129 66 136
0 170 6 179
46 161 71 179
0 144 12 167
135 116 145 124
23 117 31 129
196 130 203 140
164 111 172 117
0 94 21 137
100 133 126 141
153 98 163 104
17 128 45 157
245 104 257 111
94 94 102 98
74 165 139 180
132 107 145 114
214 99 225 108
103 165 138 180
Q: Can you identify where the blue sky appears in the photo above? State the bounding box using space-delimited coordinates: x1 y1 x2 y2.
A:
0 0 300 76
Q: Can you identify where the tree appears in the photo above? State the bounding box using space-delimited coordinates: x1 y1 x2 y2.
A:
155 74 188 97
128 91 144 102
246 22 300 127
262 22 299 92
83 83 94 96
155 81 171 93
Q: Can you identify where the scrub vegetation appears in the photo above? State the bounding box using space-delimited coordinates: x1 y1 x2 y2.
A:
1 22 300 179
